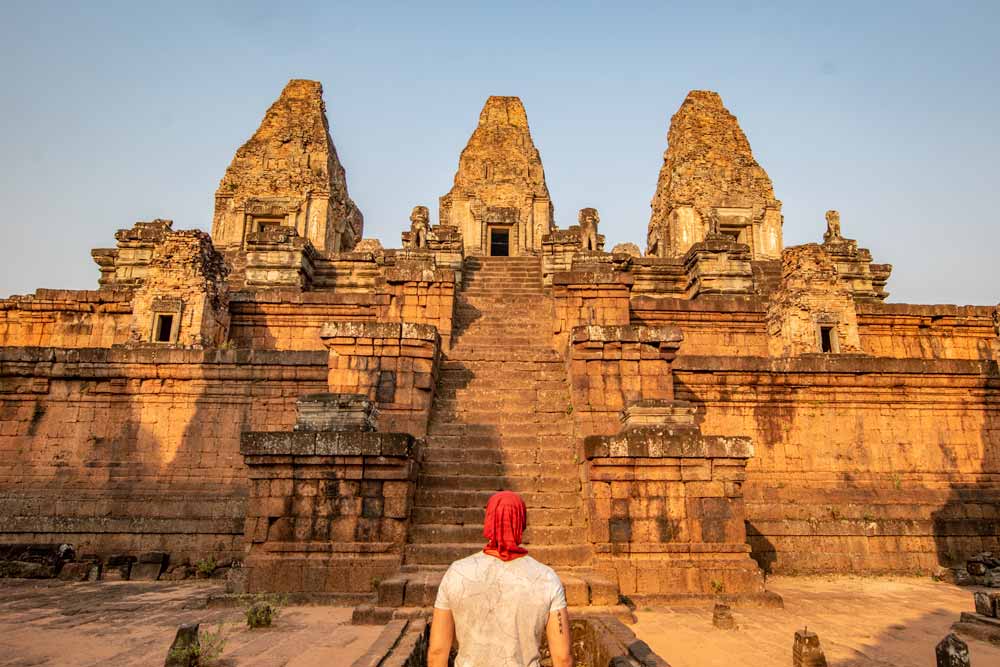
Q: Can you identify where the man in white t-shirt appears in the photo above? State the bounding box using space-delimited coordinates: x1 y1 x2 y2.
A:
427 491 573 667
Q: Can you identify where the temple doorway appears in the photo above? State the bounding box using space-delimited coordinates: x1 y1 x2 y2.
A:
489 228 510 256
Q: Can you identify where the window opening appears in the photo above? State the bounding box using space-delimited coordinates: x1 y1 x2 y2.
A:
154 314 174 343
820 326 834 353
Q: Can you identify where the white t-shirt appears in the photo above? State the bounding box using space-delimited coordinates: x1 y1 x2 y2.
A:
434 551 568 667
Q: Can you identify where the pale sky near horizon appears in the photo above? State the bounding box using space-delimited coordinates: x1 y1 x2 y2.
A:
1 1 997 304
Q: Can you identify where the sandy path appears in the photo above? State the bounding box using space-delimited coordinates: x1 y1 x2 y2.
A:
632 575 1000 667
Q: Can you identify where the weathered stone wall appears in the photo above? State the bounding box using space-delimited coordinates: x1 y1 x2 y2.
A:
0 290 132 348
322 322 440 437
673 355 1000 573
240 430 417 596
0 347 326 562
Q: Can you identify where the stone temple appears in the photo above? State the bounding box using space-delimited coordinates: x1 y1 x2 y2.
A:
1 79 997 615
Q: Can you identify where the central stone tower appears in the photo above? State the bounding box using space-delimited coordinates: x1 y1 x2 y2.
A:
647 90 783 260
439 96 553 257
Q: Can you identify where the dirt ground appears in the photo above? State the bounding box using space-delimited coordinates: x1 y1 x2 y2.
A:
0 579 381 666
0 575 997 666
632 575 1000 667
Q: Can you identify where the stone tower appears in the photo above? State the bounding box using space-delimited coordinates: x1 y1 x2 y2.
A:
647 90 782 259
439 96 553 257
211 79 363 257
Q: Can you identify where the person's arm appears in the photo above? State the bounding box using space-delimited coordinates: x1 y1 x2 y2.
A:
545 607 573 667
428 606 455 667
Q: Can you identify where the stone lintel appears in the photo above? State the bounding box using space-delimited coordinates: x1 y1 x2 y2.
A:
240 431 415 458
571 324 683 346
584 430 753 460
319 321 439 343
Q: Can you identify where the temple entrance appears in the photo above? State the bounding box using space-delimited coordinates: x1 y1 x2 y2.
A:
489 228 510 256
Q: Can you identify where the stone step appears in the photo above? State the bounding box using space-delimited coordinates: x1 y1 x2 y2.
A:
409 524 579 544
420 461 579 478
444 349 563 363
411 506 580 527
417 474 580 493
415 488 581 510
405 543 592 566
421 440 572 459
426 421 572 437
372 567 618 612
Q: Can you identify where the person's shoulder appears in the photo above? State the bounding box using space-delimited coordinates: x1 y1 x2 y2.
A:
521 556 562 584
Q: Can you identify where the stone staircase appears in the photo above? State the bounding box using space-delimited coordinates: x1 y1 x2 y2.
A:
360 256 622 622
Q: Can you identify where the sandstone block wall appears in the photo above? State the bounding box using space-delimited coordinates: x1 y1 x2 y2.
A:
322 322 440 437
240 431 417 595
0 347 326 562
584 432 763 596
673 355 1000 573
0 290 132 348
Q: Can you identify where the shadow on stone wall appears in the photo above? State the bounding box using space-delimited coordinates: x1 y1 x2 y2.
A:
932 362 1000 569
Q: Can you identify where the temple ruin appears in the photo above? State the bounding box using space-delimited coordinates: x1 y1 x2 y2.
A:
1 79 997 614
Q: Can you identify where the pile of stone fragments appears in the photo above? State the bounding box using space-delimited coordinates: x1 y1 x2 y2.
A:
0 543 236 583
965 552 1000 585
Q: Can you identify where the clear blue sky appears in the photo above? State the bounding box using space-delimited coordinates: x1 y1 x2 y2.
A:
2 1 997 304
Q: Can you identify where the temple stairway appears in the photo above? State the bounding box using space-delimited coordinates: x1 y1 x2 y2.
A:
363 256 622 620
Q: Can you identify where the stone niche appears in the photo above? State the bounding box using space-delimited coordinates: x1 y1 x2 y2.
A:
240 394 418 598
321 321 440 437
583 400 770 600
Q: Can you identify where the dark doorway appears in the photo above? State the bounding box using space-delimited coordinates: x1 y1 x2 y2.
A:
490 228 510 256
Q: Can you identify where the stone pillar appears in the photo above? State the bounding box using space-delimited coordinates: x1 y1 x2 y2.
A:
792 629 828 667
566 325 682 436
320 321 440 437
935 633 969 667
240 394 419 598
582 399 768 599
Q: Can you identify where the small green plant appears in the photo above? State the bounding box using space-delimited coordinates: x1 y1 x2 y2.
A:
168 622 228 666
891 473 902 490
710 579 725 595
371 576 382 590
244 593 285 629
195 556 217 577
565 403 574 415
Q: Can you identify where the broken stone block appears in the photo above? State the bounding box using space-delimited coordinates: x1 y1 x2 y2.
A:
712 602 736 630
0 560 55 579
131 551 169 580
102 555 135 581
792 629 828 667
974 590 1000 617
57 562 92 582
935 633 970 667
164 623 200 667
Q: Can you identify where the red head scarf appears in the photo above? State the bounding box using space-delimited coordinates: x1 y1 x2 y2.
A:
483 491 528 562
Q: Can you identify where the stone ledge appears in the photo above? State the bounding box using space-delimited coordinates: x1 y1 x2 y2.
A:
552 271 634 286
571 324 683 345
673 354 998 376
584 430 753 459
319 321 438 342
240 431 415 457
